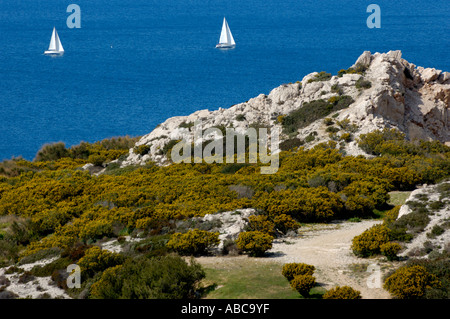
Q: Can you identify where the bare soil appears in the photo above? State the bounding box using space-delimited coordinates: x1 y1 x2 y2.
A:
197 219 394 299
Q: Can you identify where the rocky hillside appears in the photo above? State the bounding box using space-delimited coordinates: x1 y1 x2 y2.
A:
397 180 450 259
121 50 449 167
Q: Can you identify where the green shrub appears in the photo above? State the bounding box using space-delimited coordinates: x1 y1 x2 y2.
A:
89 255 205 299
30 257 72 277
279 138 304 151
307 71 332 83
406 254 450 299
380 242 402 261
427 225 445 239
162 139 180 156
166 229 220 256
323 286 362 299
281 96 354 135
323 118 334 126
384 265 441 299
87 154 106 166
330 84 343 95
328 95 354 109
282 263 315 282
305 132 317 143
340 133 352 142
355 78 372 89
337 63 367 77
235 231 273 257
273 214 299 234
78 246 124 278
357 128 406 156
290 274 316 297
351 224 390 257
388 209 430 242
326 126 340 133
34 142 70 162
134 144 150 156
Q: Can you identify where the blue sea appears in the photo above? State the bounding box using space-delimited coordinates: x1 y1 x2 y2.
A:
0 0 448 161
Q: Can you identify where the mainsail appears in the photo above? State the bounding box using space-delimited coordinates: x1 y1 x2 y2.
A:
217 18 235 47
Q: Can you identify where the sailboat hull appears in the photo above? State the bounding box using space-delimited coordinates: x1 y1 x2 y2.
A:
44 50 64 56
215 44 235 49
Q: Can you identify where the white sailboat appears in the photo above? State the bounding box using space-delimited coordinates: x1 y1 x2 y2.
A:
44 27 64 56
216 17 235 49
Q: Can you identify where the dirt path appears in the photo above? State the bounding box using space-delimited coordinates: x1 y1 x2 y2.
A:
197 219 394 299
267 220 393 299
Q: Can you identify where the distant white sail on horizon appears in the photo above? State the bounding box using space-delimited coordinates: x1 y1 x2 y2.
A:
45 27 64 55
216 17 235 48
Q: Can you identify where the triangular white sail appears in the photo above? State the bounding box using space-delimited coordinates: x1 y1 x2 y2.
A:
48 28 57 51
45 27 64 55
225 19 235 46
55 29 64 52
216 17 235 48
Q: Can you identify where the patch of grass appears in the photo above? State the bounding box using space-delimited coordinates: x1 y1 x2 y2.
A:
201 259 324 299
387 191 412 206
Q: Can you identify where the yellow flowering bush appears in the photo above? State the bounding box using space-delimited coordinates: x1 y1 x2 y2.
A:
166 229 220 256
380 242 402 261
323 286 361 299
281 263 315 282
384 265 441 299
235 231 273 257
0 130 447 263
351 224 390 257
290 274 316 297
78 246 124 278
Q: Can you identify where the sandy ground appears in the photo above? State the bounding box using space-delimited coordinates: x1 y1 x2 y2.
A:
197 219 394 299
0 257 69 299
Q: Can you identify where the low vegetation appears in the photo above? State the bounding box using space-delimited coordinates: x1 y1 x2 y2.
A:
281 96 354 135
0 128 448 298
322 286 362 299
307 71 332 83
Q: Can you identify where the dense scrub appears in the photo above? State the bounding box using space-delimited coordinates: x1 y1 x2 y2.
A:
89 255 205 299
0 130 448 298
0 132 447 259
384 265 442 299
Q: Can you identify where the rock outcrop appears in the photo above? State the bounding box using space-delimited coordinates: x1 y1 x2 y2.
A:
397 180 450 258
119 50 449 167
